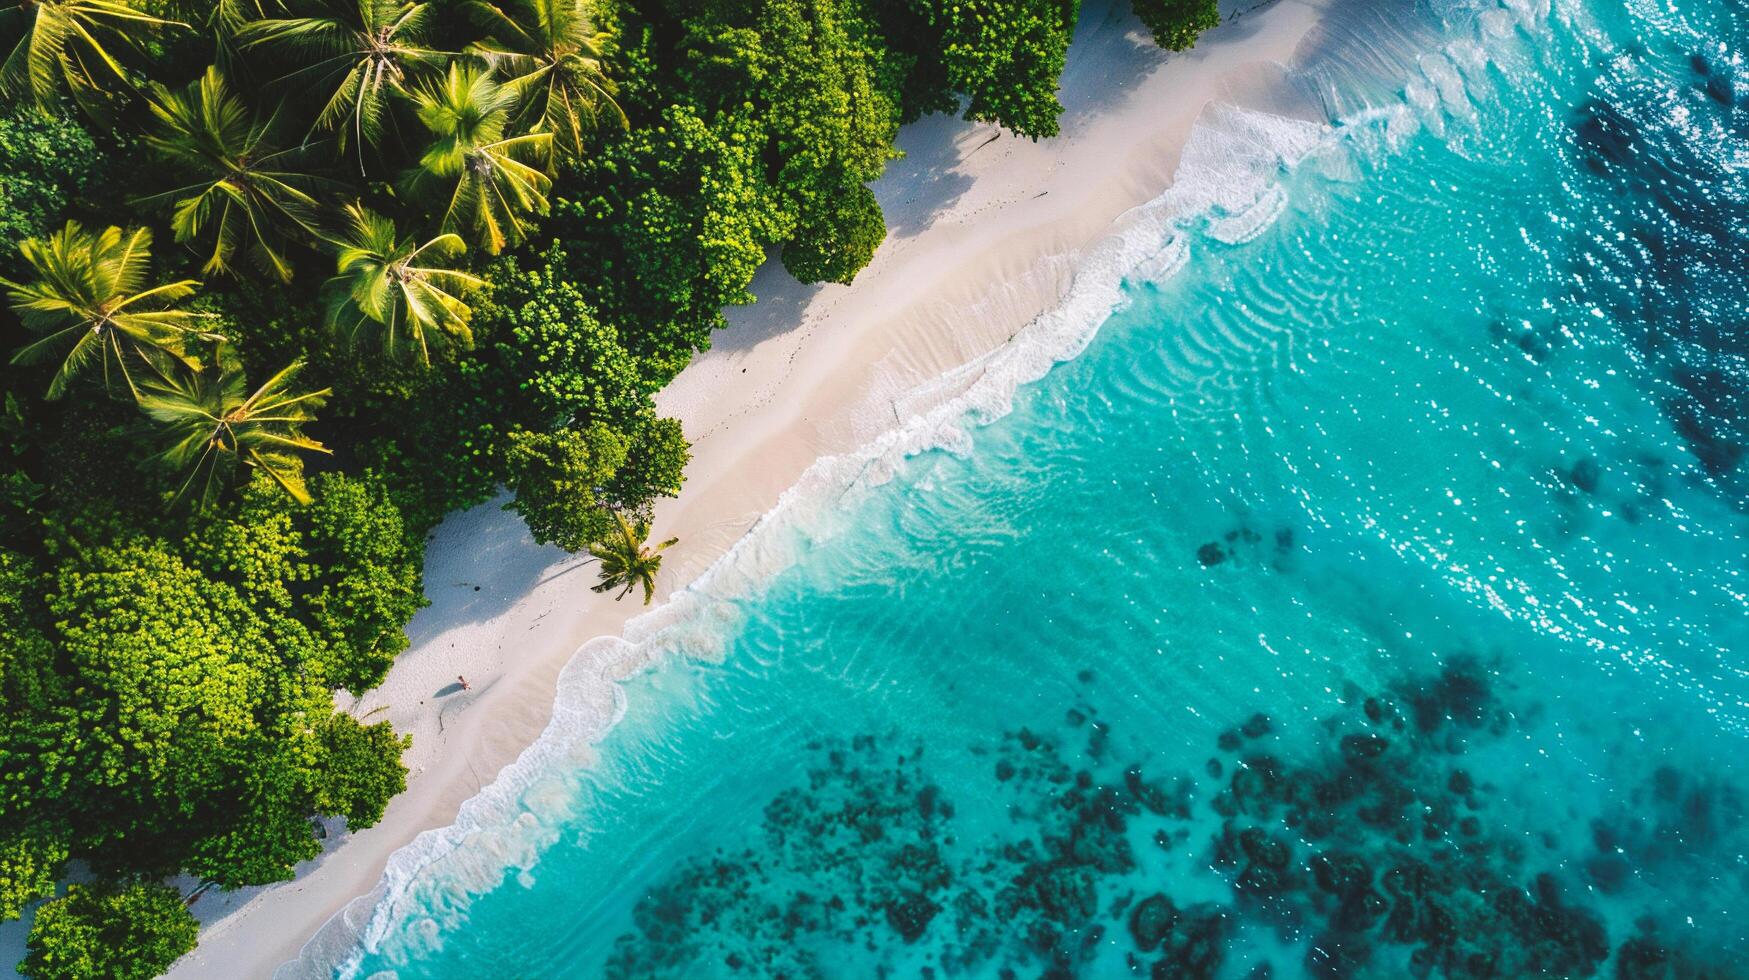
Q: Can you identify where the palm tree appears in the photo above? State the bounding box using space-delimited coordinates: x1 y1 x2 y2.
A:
463 0 624 160
236 0 446 163
404 62 553 254
587 513 675 605
136 354 332 508
323 203 485 364
136 67 334 282
157 0 281 63
0 0 182 110
2 222 214 400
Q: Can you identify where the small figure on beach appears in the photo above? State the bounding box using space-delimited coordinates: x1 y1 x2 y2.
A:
458 675 471 691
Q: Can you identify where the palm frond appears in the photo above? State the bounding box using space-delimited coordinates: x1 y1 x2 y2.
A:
0 0 183 110
321 202 484 364
461 0 623 159
238 0 448 161
3 221 210 401
137 66 334 282
138 354 332 509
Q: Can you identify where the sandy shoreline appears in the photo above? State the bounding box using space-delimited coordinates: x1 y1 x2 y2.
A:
127 0 1337 975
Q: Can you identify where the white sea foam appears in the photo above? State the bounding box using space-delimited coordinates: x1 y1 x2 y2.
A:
282 2 1551 973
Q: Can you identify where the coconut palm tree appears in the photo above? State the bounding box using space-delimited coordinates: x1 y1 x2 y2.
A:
3 222 214 400
0 0 182 111
136 67 334 282
463 0 624 160
403 62 553 254
136 354 332 508
586 513 675 605
323 202 485 364
236 0 446 164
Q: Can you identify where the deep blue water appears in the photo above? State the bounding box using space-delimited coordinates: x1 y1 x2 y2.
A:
326 0 1749 976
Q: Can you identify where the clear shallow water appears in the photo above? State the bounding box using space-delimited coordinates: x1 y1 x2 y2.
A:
335 0 1749 976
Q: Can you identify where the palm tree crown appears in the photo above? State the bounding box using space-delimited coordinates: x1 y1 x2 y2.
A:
464 0 624 159
0 0 181 111
2 223 213 400
136 354 332 508
324 203 485 364
587 513 675 605
237 0 445 160
136 67 333 282
404 61 552 254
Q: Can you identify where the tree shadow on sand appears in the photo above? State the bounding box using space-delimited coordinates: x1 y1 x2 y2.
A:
401 492 595 641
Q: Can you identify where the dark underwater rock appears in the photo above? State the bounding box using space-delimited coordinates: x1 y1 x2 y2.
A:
1706 75 1734 106
1668 370 1747 478
1305 932 1373 979
1311 851 1372 896
1197 542 1228 566
1447 769 1473 795
1363 697 1385 724
884 890 940 942
1339 733 1389 763
1128 893 1177 951
1574 99 1640 173
1569 457 1602 493
1027 863 1099 924
1401 656 1495 734
1152 904 1232 980
1239 827 1290 869
603 660 1749 980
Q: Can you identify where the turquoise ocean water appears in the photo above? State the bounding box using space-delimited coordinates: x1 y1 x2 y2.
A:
319 0 1749 975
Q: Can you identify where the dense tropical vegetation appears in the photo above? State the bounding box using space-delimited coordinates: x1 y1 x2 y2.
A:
0 0 1220 973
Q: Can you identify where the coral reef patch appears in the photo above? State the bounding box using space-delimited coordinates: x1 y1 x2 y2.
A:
603 660 1737 979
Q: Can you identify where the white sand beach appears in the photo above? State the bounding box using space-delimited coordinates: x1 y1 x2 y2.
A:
151 0 1337 974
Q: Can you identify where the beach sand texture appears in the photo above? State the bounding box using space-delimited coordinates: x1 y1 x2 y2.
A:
139 0 1338 974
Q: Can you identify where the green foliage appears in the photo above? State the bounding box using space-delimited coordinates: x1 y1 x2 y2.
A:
324 203 485 365
465 0 626 158
605 414 688 511
237 0 447 158
405 62 554 254
20 882 197 980
668 0 903 284
502 422 628 551
480 245 646 427
782 181 886 285
0 830 66 923
0 0 180 112
136 67 332 283
184 471 426 692
906 0 1080 140
312 714 410 828
3 223 210 401
45 534 299 862
0 108 100 250
1131 0 1218 51
558 104 771 379
0 551 72 923
0 518 411 888
183 757 326 886
587 511 674 604
298 472 427 692
137 355 332 508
